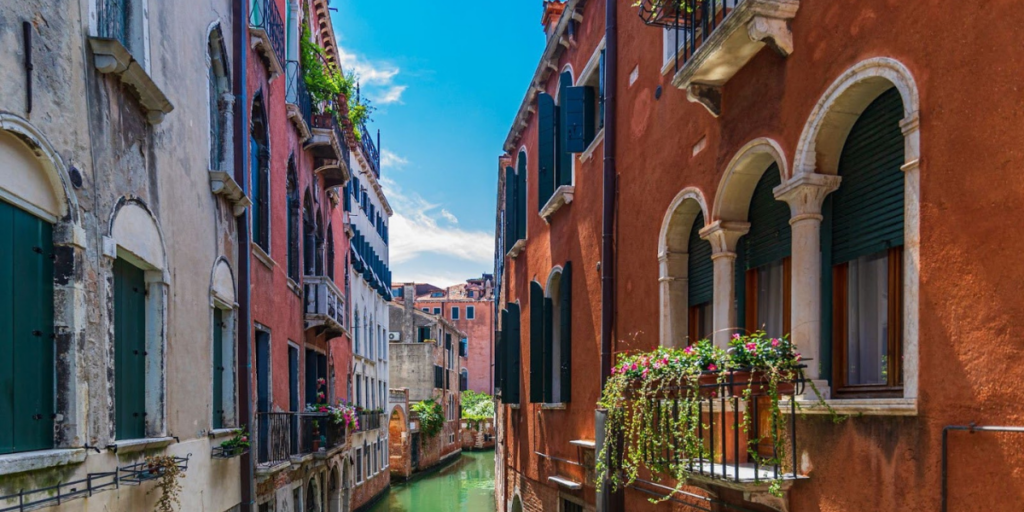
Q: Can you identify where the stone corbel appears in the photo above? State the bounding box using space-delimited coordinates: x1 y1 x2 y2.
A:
687 84 723 118
747 15 794 57
89 38 174 125
773 173 841 220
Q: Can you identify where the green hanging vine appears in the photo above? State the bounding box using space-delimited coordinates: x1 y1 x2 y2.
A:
411 398 445 438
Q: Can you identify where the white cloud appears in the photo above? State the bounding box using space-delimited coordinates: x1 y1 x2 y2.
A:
335 47 407 104
381 180 493 267
440 209 459 224
380 150 408 169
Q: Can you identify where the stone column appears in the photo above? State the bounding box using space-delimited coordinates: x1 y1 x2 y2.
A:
699 221 749 349
658 250 687 348
774 173 840 390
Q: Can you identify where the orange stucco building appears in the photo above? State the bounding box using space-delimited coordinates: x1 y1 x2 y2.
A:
494 1 1024 512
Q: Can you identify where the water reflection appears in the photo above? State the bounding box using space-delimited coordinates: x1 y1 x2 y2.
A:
369 450 496 512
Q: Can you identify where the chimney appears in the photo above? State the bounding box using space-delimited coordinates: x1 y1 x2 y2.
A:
542 1 567 37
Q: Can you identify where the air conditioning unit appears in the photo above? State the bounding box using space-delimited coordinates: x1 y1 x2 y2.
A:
388 332 401 342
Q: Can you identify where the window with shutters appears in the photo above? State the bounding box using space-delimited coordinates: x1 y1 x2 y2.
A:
251 94 271 252
100 0 147 65
211 307 232 430
502 304 522 405
433 307 441 315
576 44 606 154
303 193 316 275
0 200 55 455
825 88 905 398
687 211 714 343
555 72 574 187
466 306 475 320
114 258 148 440
737 164 792 338
286 161 300 281
451 306 460 320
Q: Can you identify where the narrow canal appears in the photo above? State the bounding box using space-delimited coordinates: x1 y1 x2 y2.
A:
369 450 496 512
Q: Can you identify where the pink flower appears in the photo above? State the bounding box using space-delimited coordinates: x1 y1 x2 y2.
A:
708 364 718 371
746 343 757 352
241 436 248 442
683 346 694 355
642 369 649 378
662 357 669 365
795 353 802 361
771 339 780 347
611 367 618 374
631 363 637 371
732 333 741 339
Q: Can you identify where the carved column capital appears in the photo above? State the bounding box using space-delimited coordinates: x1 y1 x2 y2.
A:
773 173 841 220
699 220 750 255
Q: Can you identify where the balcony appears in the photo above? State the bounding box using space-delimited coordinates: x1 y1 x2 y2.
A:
285 61 313 141
360 124 381 179
652 0 799 116
255 412 345 474
299 413 346 455
307 113 352 188
255 412 292 471
356 412 383 433
303 276 346 336
249 0 285 80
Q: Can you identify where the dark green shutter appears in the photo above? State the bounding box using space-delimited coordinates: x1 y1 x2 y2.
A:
516 155 527 240
538 93 556 210
744 163 791 270
0 202 55 454
504 166 516 253
497 309 508 394
598 50 606 131
115 258 147 440
565 86 596 153
831 88 905 265
505 304 521 405
556 72 573 187
687 212 713 307
529 282 544 403
559 263 572 403
212 308 224 429
543 297 553 403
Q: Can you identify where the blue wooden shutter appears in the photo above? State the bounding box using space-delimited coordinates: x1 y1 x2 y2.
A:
687 211 713 307
115 258 147 440
529 282 545 403
565 86 596 153
516 156 527 240
744 163 791 270
212 308 224 429
537 93 556 210
505 303 521 405
556 72 573 187
559 263 572 403
831 88 905 265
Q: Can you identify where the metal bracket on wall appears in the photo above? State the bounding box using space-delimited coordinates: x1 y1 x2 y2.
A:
942 423 1024 512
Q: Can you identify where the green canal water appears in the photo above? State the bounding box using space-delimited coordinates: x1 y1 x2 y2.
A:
368 450 496 512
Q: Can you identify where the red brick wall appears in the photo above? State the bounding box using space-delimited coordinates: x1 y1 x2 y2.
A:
460 418 495 451
415 297 495 394
350 467 389 510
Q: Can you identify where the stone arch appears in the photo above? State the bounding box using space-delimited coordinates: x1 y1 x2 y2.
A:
510 493 523 512
792 57 920 177
711 138 789 223
210 257 237 428
657 187 710 347
0 113 78 222
328 464 342 512
210 257 235 306
109 198 167 270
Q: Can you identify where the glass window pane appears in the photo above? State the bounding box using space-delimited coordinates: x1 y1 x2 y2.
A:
846 251 889 386
756 260 786 336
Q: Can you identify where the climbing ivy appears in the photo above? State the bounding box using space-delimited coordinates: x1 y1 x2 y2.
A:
411 398 444 438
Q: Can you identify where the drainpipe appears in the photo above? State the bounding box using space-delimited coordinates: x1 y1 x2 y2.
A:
233 0 254 509
597 0 621 511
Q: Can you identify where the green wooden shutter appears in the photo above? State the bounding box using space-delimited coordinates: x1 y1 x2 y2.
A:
212 308 224 429
505 304 521 405
115 258 147 440
497 309 507 395
0 202 55 454
516 155 527 240
529 282 545 403
744 163 791 270
831 88 905 265
556 72 573 187
543 297 553 403
687 212 713 307
598 50 606 131
538 93 556 210
565 86 596 153
504 166 516 253
559 263 572 403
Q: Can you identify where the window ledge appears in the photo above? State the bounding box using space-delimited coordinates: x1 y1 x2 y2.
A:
570 439 596 450
579 129 605 163
252 245 276 270
779 397 918 417
88 37 174 124
541 403 567 410
539 186 575 222
548 475 582 490
0 448 87 477
208 428 238 439
256 461 290 478
506 239 527 259
209 170 251 217
109 437 175 454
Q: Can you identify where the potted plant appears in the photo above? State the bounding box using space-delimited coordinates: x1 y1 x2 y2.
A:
145 455 184 512
217 427 251 458
634 0 705 28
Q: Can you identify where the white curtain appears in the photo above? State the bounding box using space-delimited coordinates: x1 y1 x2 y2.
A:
757 261 786 337
846 252 889 385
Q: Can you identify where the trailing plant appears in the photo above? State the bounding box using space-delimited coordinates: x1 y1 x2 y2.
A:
300 24 354 113
145 455 184 512
348 98 373 141
411 398 444 438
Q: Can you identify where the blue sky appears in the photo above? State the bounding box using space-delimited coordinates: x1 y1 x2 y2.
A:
330 2 546 287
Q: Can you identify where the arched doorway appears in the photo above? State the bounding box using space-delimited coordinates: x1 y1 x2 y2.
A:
306 478 320 512
328 466 341 512
510 494 523 512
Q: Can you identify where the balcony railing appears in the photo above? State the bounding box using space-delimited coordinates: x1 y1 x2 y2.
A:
303 276 346 335
299 413 346 453
256 412 292 467
646 0 742 73
286 61 313 135
356 412 383 432
360 124 380 178
249 0 285 67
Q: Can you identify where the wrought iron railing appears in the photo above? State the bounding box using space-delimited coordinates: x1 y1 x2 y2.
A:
336 117 352 169
256 411 292 467
286 60 314 130
360 124 380 178
0 472 117 512
119 455 191 485
639 0 742 73
299 413 346 453
356 412 383 432
249 0 285 65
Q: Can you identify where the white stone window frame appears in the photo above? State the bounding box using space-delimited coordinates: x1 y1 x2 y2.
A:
104 197 170 441
206 22 235 175
542 267 567 406
656 187 711 348
210 257 239 430
577 37 607 164
89 0 152 71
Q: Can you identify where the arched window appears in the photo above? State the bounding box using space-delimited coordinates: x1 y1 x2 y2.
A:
688 211 714 342
326 223 335 281
737 164 791 337
315 211 324 275
825 87 905 395
207 26 231 171
529 264 573 405
556 70 573 187
286 160 299 281
250 94 270 251
303 191 315 275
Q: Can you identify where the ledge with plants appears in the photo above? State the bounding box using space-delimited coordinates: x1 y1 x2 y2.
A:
598 332 839 502
212 427 251 459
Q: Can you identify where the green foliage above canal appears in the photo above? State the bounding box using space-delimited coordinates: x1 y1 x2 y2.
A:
412 399 444 438
461 391 495 421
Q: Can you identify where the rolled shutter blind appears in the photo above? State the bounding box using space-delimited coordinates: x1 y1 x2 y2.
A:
529 282 545 403
687 211 713 306
744 163 791 270
559 262 572 403
832 88 905 265
538 93 556 210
